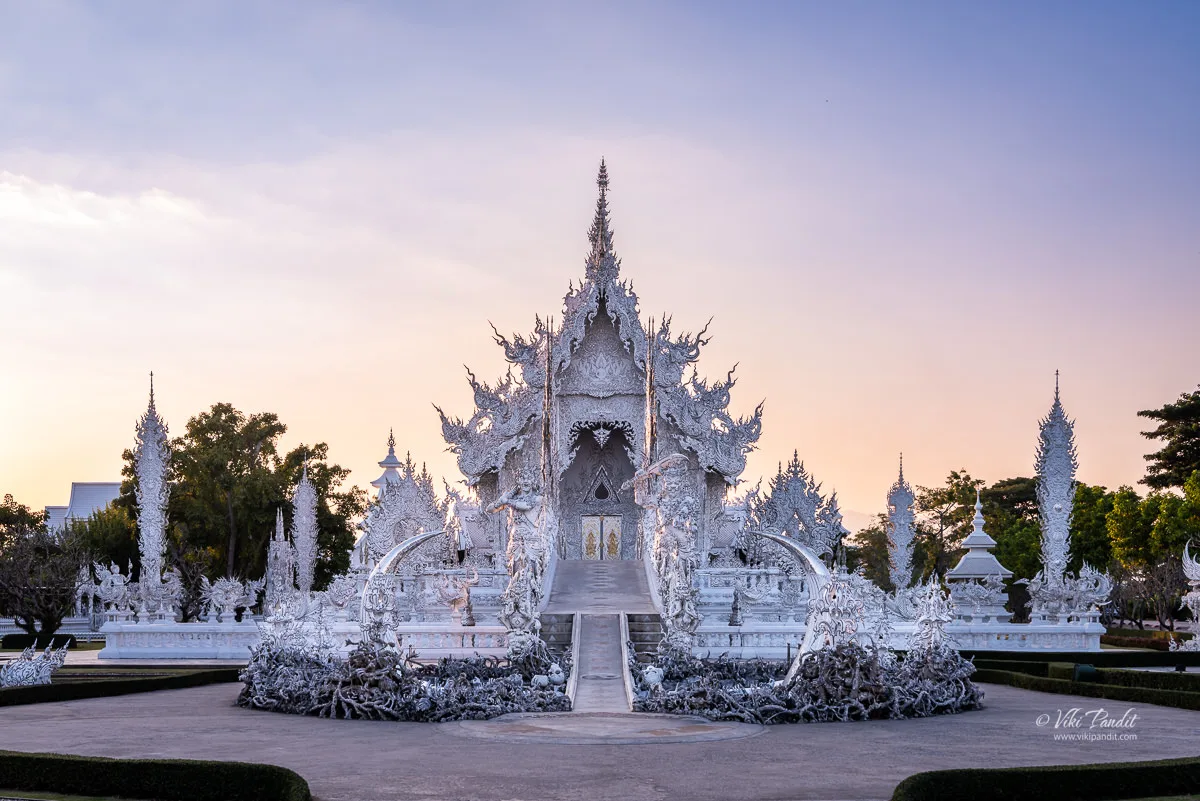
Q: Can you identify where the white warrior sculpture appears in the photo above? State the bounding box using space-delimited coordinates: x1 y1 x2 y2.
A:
627 453 702 648
487 471 547 632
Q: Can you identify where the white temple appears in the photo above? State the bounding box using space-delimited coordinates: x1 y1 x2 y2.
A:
89 164 1111 660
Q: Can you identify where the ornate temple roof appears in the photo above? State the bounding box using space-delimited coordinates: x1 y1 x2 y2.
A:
437 162 764 486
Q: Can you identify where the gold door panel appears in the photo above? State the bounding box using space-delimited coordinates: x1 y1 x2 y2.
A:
582 516 602 560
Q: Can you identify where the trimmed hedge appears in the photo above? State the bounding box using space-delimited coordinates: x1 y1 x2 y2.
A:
0 668 240 706
963 649 1200 668
0 633 77 650
987 658 1200 692
1100 634 1172 651
891 755 1200 801
1105 627 1192 642
974 668 1200 710
0 750 310 801
1094 667 1200 693
973 659 1050 677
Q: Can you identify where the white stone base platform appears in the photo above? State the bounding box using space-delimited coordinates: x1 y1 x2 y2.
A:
97 619 510 660
98 621 261 660
691 620 1105 659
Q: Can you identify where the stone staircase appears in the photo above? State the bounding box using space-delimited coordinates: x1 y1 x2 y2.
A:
627 613 663 664
538 613 574 656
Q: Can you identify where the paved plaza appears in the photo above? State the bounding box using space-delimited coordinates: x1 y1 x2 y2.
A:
0 682 1196 801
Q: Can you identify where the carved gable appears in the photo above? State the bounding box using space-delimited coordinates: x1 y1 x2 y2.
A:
558 311 643 398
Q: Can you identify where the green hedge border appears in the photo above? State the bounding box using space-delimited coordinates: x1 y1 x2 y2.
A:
0 668 240 706
891 755 1200 801
964 649 1200 668
975 668 1200 710
0 750 310 801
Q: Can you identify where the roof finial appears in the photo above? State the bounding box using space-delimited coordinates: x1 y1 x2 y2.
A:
898 452 904 481
149 371 155 406
387 427 396 453
585 159 618 283
1055 369 1060 401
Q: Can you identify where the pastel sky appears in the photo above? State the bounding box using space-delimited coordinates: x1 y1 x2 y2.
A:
3 2 1198 528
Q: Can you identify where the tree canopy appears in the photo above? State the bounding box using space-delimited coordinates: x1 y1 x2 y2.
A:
1139 385 1200 490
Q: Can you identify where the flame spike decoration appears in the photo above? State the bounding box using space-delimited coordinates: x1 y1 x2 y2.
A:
265 507 297 614
1035 373 1078 587
292 459 319 597
886 454 917 591
134 373 172 615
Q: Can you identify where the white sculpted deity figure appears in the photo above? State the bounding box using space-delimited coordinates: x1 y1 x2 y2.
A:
94 561 134 617
200 576 264 623
487 472 548 632
1171 541 1200 652
627 453 703 646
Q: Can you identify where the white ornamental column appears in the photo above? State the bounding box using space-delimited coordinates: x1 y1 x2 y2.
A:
886 455 916 591
1035 372 1077 587
292 461 318 597
135 373 171 589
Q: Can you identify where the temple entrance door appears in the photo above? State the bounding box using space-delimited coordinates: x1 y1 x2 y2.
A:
581 515 622 560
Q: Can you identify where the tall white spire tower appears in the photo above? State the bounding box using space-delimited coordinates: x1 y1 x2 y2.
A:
886 454 917 590
1035 371 1078 586
134 372 171 588
292 459 319 596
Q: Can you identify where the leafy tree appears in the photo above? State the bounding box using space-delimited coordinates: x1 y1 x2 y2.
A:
1139 385 1200 490
914 470 981 578
1 494 46 547
846 513 891 590
69 503 137 571
1069 482 1115 573
0 524 90 636
1107 487 1154 569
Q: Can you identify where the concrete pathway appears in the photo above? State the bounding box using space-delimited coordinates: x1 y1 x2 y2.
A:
0 682 1196 801
544 560 656 713
571 615 627 712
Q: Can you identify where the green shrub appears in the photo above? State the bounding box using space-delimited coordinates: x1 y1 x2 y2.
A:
1100 634 1172 651
0 633 77 650
1104 627 1192 642
1046 662 1076 681
974 668 1200 711
1095 667 1200 693
0 750 310 801
971 659 1050 676
0 668 239 706
891 755 1200 801
962 649 1200 669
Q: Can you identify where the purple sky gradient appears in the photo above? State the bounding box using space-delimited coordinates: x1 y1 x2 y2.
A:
2 2 1197 525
